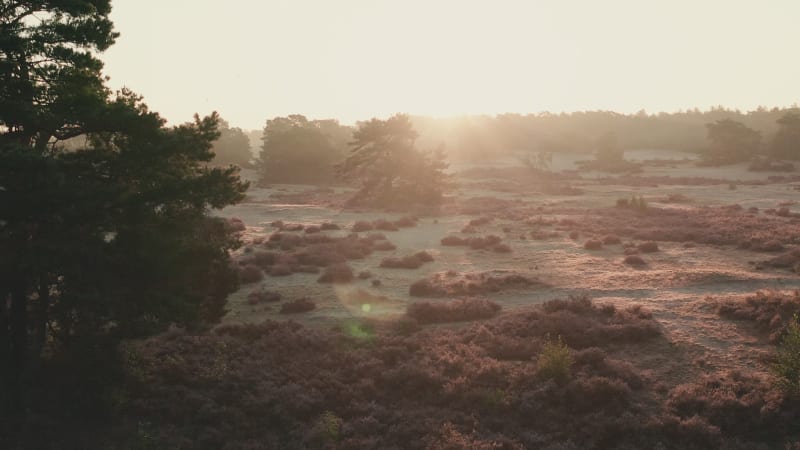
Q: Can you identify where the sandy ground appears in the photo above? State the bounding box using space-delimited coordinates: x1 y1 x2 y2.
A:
219 153 800 382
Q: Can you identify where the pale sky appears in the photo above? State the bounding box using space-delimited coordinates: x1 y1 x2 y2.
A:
101 0 800 130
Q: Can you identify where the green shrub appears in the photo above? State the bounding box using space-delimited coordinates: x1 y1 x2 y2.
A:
537 334 573 384
318 411 342 444
772 314 800 395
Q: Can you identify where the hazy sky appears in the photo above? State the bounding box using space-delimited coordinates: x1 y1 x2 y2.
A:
101 0 800 130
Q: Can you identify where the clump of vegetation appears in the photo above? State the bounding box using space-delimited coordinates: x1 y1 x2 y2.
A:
624 255 646 266
353 217 419 232
602 235 621 245
239 264 264 284
380 251 434 269
280 297 316 314
537 335 573 384
409 271 541 297
637 241 659 253
226 217 246 232
406 298 502 324
238 232 399 277
717 290 800 342
352 220 374 232
247 289 282 304
440 234 508 252
584 239 603 250
773 315 800 395
469 216 493 227
318 264 355 283
310 411 342 445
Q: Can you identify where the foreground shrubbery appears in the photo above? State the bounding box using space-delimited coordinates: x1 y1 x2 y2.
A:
106 296 799 449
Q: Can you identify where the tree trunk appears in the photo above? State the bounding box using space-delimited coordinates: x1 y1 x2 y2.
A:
9 283 28 419
32 278 48 367
0 286 9 411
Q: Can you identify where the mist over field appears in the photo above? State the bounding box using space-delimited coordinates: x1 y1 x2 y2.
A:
2 1 800 449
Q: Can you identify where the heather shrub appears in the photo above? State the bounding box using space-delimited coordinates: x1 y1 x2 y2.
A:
238 265 263 284
373 218 399 231
352 221 374 232
268 264 293 276
394 216 418 227
602 235 621 245
537 335 573 384
406 298 502 324
280 297 316 314
584 239 603 250
717 290 800 342
469 217 492 226
441 235 468 246
637 241 659 253
441 234 503 250
247 290 281 304
379 251 434 269
318 264 355 283
624 255 646 266
409 271 540 297
227 217 246 232
372 240 397 251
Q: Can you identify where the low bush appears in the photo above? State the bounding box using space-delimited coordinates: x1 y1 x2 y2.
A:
394 216 418 228
637 241 659 253
406 298 502 324
247 290 282 304
373 218 399 231
409 271 541 297
318 264 355 283
469 217 493 226
584 239 603 250
227 217 246 232
279 297 316 314
380 251 434 269
352 221 374 232
238 264 263 284
441 235 504 250
623 255 646 266
492 243 512 253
